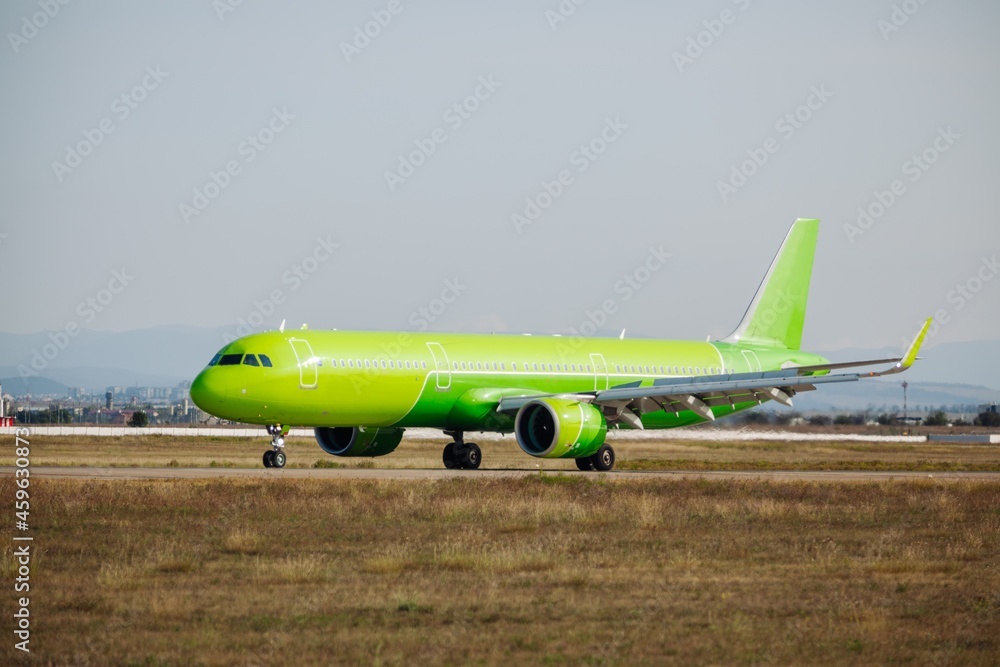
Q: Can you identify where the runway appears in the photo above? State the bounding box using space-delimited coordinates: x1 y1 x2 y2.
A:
16 466 1000 483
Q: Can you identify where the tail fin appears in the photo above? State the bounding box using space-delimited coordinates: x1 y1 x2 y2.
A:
723 218 818 350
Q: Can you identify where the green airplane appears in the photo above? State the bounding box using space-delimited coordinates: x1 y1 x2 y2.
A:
190 218 931 471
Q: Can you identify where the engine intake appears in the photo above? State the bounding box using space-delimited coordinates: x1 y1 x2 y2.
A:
514 398 607 459
315 426 403 457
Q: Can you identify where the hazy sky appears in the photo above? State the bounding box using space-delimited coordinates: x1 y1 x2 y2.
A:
2 0 998 352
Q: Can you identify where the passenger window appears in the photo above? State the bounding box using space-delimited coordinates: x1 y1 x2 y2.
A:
421 361 427 369
208 354 222 366
243 354 260 367
364 360 370 368
512 363 517 371
219 353 243 366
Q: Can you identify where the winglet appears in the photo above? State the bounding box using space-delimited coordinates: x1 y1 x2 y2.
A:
872 318 932 377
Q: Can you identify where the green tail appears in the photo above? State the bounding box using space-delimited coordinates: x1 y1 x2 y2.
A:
724 218 818 350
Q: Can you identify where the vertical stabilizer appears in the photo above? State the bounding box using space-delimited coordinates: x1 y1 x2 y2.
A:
723 218 818 350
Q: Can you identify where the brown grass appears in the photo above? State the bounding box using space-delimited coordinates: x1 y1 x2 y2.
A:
1 475 998 665
4 434 1000 472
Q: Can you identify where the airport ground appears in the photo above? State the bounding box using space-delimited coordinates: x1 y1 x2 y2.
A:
2 434 999 665
7 432 1000 473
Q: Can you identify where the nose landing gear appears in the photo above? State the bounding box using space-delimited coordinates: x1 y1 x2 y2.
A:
263 424 288 468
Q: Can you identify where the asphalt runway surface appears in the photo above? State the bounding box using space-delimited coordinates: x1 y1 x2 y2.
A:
14 467 1000 483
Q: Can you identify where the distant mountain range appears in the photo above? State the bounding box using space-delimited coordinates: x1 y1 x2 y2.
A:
0 327 996 411
0 326 230 395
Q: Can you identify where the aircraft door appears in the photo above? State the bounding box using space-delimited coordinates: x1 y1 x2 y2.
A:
741 350 762 373
590 353 609 391
426 342 451 391
288 338 320 389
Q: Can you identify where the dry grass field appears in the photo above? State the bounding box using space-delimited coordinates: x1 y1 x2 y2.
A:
2 474 999 665
6 433 1000 472
3 434 999 664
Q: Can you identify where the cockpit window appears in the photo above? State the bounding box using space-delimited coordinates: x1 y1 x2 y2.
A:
208 354 222 367
243 354 259 367
219 353 243 366
259 354 273 367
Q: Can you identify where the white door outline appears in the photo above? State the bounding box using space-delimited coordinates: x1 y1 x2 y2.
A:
590 353 609 391
426 342 451 391
742 350 762 373
288 338 319 389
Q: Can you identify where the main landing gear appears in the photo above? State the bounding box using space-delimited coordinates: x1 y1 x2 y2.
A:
442 431 482 470
262 424 287 469
574 444 616 472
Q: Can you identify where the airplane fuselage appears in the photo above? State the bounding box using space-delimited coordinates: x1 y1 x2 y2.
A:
190 330 828 431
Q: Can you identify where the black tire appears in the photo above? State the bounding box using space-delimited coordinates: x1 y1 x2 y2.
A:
463 443 482 470
593 445 615 472
273 450 287 469
263 450 275 468
575 458 594 471
443 442 458 469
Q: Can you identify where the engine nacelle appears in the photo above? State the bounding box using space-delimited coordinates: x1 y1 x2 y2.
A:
315 426 403 457
514 397 607 459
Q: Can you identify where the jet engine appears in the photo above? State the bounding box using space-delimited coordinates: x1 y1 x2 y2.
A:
315 426 404 457
514 397 607 459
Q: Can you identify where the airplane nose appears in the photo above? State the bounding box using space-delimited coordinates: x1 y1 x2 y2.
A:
190 369 227 410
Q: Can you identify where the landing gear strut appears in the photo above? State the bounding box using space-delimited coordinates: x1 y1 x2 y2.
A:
262 424 287 469
442 431 482 470
574 444 615 472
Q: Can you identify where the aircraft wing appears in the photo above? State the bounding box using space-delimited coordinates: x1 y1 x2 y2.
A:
497 318 932 429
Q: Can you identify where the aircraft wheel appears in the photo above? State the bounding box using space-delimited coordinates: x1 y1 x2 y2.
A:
443 442 459 469
462 443 482 470
593 445 615 472
272 450 287 469
575 458 594 471
263 450 275 468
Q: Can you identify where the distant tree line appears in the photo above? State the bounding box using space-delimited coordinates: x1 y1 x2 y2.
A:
735 409 1000 428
